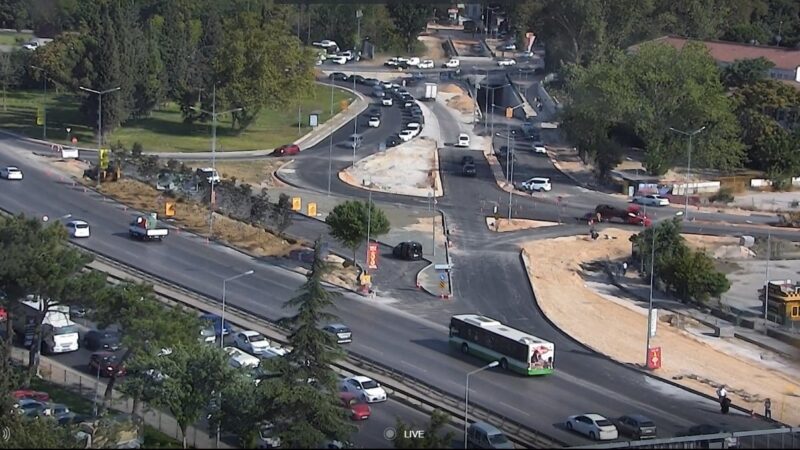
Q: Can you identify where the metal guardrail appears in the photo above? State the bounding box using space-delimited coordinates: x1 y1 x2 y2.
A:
76 245 565 448
568 426 800 449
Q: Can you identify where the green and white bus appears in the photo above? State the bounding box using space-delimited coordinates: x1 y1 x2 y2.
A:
449 314 554 376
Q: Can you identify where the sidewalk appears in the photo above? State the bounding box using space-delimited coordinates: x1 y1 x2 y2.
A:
10 347 229 449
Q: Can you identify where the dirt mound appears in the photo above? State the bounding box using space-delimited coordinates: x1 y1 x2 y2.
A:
446 95 475 114
439 84 466 95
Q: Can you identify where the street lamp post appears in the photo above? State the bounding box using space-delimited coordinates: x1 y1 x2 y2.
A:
190 86 242 240
464 361 499 449
216 269 253 447
80 86 121 189
508 136 515 220
31 65 48 140
763 233 771 330
644 228 657 366
352 75 358 166
669 126 706 218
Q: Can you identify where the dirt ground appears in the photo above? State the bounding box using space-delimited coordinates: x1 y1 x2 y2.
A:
183 160 285 189
486 217 558 232
418 35 446 60
521 228 800 425
401 215 443 233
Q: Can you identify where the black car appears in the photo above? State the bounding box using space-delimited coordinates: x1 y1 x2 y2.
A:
386 135 401 148
82 330 122 352
322 324 352 344
614 415 657 440
393 241 423 260
349 74 365 84
362 78 380 87
329 72 348 81
368 108 382 118
461 156 475 165
462 164 476 177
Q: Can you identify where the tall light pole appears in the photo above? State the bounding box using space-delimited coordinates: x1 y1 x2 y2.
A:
669 126 706 218
352 75 358 166
328 81 335 195
507 136 515 220
79 86 120 188
355 9 363 52
364 177 373 267
763 233 771 330
216 268 253 447
191 86 242 240
464 361 499 449
644 227 657 367
31 65 48 140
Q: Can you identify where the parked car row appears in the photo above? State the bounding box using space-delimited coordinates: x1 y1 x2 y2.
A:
566 413 657 441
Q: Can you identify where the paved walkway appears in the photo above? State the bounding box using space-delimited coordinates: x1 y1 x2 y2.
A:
11 347 230 449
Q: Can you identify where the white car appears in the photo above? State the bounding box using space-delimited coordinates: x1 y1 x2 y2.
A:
312 40 338 49
233 330 271 355
398 130 415 142
339 50 356 61
1 166 23 180
329 55 347 65
406 57 420 66
444 58 460 68
456 133 470 147
533 143 547 154
566 414 619 441
340 376 387 403
22 41 40 51
65 220 90 238
381 96 393 106
521 177 552 192
633 194 670 207
224 346 261 369
368 116 381 127
497 59 516 67
418 59 434 69
405 122 421 136
197 167 220 184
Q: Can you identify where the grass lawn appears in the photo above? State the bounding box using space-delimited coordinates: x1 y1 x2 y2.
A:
0 83 354 152
0 30 33 46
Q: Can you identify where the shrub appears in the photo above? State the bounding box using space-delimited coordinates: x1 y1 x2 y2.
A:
132 142 144 157
710 187 734 204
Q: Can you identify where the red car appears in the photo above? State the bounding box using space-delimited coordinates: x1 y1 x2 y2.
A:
11 390 50 402
89 352 126 378
0 306 7 321
339 391 370 420
272 144 300 156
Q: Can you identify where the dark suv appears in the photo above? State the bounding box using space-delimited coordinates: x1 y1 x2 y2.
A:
82 330 122 352
462 164 476 177
393 241 423 260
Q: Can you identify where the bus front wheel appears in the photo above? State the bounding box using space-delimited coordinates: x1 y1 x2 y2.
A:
461 343 469 354
499 358 508 370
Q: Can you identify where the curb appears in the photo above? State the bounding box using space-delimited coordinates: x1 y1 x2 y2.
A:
520 249 792 424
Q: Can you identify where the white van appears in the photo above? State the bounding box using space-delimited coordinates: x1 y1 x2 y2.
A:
467 422 515 449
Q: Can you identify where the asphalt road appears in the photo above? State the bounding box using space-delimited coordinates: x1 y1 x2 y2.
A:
0 115 787 448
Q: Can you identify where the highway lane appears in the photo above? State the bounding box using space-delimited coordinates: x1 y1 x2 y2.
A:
0 128 783 446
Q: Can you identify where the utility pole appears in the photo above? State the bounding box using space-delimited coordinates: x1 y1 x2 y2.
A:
508 137 515 220
191 86 242 240
352 76 358 166
763 234 771 331
31 66 47 140
356 9 363 52
669 126 706 218
645 228 657 366
79 86 120 189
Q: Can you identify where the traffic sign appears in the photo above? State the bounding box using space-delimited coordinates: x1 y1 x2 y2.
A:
291 197 301 211
164 202 176 217
307 202 317 216
439 272 447 281
439 281 446 289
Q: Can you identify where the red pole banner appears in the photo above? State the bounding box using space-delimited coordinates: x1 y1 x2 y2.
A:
647 347 662 370
367 242 379 270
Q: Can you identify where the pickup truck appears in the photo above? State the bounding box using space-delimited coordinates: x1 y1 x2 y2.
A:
128 214 169 241
584 204 652 227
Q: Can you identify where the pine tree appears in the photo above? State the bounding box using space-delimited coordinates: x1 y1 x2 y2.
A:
134 16 167 117
261 238 354 448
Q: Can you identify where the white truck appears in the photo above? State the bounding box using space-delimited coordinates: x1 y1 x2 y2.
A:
13 297 80 355
128 213 169 241
423 83 438 101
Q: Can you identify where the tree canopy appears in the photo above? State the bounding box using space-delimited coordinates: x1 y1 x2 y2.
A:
325 200 390 264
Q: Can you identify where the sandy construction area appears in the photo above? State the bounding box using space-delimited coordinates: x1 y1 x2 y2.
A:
521 228 800 424
486 217 558 232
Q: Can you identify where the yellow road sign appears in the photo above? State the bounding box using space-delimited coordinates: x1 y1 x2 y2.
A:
291 197 301 211
505 107 513 118
165 202 176 217
360 274 371 285
36 106 44 126
439 281 446 289
307 202 317 216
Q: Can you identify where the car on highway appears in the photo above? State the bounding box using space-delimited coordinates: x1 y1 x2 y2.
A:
272 144 300 157
200 313 231 336
462 163 477 177
65 220 91 238
368 116 381 127
340 376 387 403
89 351 126 377
362 78 380 86
328 55 347 64
401 99 416 108
82 330 121 352
521 177 552 192
418 59 434 69
467 421 514 449
339 392 370 420
405 122 421 136
233 330 271 355
1 166 23 180
497 58 516 66
456 133 470 147
328 72 348 81
565 414 618 441
613 414 657 440
393 241 422 260
632 194 670 207
381 96 393 106
349 74 365 84
533 143 547 154
677 424 739 448
443 58 460 68
323 323 353 344
312 39 338 50
398 130 415 142
498 42 517 51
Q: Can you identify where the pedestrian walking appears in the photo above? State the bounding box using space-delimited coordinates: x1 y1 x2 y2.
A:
721 396 731 414
622 262 628 275
764 398 772 419
716 385 727 402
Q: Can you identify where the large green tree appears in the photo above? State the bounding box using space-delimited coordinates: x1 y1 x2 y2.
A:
721 57 775 88
325 199 391 265
385 2 432 52
260 239 353 448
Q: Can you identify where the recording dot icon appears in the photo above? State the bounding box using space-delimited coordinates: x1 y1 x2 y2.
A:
383 427 396 440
